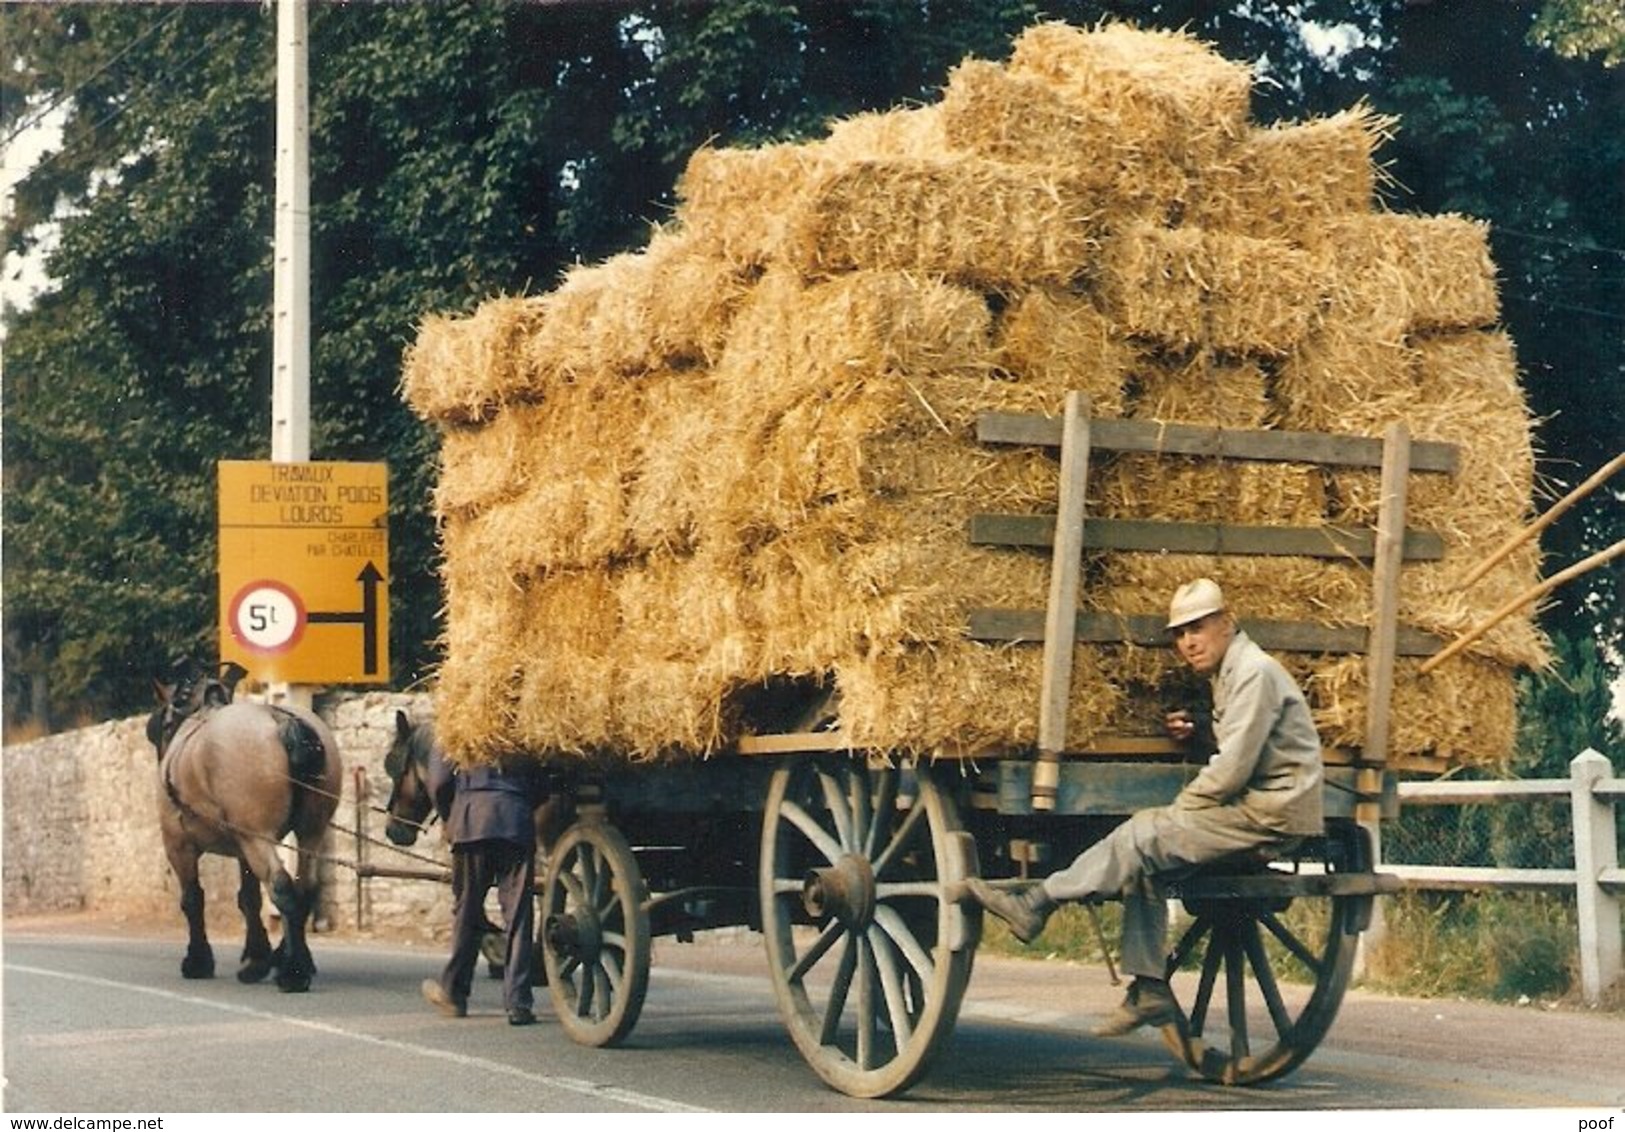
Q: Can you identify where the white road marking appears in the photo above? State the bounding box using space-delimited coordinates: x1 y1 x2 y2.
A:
6 963 711 1113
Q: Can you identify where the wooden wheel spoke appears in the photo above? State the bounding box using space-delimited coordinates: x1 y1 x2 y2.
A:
820 933 858 1045
788 919 846 985
577 962 597 1018
873 905 935 987
856 936 877 1070
868 925 915 1049
1241 920 1294 1036
864 769 898 859
871 800 926 880
782 799 844 865
1169 916 1213 972
1260 910 1324 977
559 867 588 911
593 964 614 1019
820 771 857 852
1225 932 1250 1061
1190 929 1224 1035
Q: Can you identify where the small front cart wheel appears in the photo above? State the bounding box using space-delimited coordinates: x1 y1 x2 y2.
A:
541 818 651 1048
1160 824 1372 1085
760 757 980 1099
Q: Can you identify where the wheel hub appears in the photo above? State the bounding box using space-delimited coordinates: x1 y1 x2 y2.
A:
546 909 602 962
802 854 876 929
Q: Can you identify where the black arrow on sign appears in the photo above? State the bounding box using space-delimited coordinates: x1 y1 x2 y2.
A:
307 561 385 675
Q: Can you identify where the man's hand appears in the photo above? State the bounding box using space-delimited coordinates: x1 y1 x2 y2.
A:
1165 709 1197 742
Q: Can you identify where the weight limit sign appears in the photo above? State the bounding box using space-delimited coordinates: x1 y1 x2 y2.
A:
217 460 390 685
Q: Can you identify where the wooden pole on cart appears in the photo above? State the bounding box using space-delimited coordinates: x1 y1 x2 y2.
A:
1357 423 1411 971
1034 392 1092 811
1421 537 1625 675
1452 450 1624 594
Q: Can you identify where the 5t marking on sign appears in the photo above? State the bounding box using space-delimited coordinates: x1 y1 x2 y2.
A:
228 580 307 654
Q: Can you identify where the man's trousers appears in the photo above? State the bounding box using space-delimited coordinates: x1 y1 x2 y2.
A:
1039 803 1292 979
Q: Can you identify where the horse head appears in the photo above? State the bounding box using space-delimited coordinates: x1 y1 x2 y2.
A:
383 709 435 846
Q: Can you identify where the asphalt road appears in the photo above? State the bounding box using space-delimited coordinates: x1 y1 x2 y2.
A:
3 915 1621 1116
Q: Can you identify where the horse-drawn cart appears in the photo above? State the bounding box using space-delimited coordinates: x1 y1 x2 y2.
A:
515 402 1429 1099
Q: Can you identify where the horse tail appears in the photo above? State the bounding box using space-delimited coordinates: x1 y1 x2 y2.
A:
274 709 329 788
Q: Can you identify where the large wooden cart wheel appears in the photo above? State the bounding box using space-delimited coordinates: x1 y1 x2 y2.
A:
541 818 651 1048
760 757 981 1098
1160 823 1374 1085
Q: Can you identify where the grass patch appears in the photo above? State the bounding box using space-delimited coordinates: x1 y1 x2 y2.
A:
1363 890 1578 1002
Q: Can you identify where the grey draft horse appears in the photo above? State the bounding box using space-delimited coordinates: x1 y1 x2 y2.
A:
147 658 344 992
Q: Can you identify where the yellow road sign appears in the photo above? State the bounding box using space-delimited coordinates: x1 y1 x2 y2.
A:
217 460 390 684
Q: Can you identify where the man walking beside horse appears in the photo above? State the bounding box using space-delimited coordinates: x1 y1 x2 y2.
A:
419 736 552 1026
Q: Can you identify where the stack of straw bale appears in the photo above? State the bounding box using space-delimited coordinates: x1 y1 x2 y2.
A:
402 20 1545 768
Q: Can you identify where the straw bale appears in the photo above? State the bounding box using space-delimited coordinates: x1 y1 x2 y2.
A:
676 142 834 266
400 297 547 425
433 519 525 762
453 379 636 574
508 570 619 755
1007 21 1252 166
994 289 1133 412
778 158 1103 286
1306 655 1518 768
624 369 723 555
938 59 1188 222
1098 225 1326 355
432 404 542 519
1089 552 1370 628
822 105 949 161
1299 213 1499 333
1188 105 1395 240
835 642 1121 755
713 270 994 414
520 232 752 390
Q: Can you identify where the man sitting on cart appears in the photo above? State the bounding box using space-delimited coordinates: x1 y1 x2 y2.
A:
967 577 1325 1037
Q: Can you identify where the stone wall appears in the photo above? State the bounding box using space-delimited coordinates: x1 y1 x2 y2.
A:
2 691 456 945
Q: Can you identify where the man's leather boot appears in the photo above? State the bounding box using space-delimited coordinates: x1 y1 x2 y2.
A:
1092 976 1180 1037
964 878 1055 944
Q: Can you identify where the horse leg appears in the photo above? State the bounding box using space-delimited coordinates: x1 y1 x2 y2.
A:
236 862 276 984
170 848 214 979
267 868 316 993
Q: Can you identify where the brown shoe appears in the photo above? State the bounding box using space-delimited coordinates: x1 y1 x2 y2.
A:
964 878 1055 944
1092 977 1180 1037
421 977 467 1018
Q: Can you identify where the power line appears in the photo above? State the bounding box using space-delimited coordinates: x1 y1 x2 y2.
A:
1505 291 1625 325
1 6 185 151
1495 226 1625 260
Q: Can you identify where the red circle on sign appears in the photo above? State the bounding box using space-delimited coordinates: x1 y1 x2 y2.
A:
228 579 307 654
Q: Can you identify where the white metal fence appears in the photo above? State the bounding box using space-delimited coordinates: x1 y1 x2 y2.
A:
1381 748 1623 1005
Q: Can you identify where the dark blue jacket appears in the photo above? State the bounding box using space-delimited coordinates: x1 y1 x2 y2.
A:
428 746 547 847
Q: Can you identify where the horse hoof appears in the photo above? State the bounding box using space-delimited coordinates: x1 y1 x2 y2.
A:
182 952 215 979
238 959 273 984
277 973 312 993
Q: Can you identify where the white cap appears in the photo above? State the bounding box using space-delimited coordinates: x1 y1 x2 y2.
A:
1167 578 1226 629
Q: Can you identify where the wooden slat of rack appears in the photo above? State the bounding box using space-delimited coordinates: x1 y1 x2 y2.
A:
976 412 1458 473
968 514 1445 560
966 609 1444 656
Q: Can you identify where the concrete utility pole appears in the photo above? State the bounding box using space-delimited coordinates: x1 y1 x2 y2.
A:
271 0 311 711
